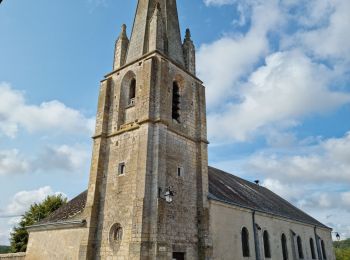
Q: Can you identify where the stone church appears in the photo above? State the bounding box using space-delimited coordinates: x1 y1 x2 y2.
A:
20 0 335 259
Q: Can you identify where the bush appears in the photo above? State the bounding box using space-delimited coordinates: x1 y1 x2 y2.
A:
10 194 67 253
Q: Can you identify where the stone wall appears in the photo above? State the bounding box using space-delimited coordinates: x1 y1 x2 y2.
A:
209 200 335 260
0 253 25 260
25 228 86 260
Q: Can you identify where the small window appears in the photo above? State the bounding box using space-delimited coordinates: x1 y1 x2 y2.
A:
172 252 185 260
241 227 250 257
310 238 316 259
129 78 136 106
177 167 184 177
172 81 180 121
109 223 123 251
281 234 288 260
113 226 123 241
263 230 271 258
118 163 126 175
297 236 304 259
321 240 327 259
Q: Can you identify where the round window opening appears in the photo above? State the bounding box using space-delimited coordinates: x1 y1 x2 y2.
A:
109 223 123 251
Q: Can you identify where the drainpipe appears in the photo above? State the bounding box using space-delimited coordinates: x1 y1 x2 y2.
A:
252 211 260 260
314 226 322 260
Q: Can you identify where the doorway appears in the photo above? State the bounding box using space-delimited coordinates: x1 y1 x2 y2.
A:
172 252 185 260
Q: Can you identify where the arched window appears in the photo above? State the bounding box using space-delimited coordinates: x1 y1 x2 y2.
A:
263 230 271 258
281 234 288 260
129 78 136 105
113 226 123 241
321 240 327 259
241 227 250 257
310 238 316 259
297 236 304 259
172 81 180 121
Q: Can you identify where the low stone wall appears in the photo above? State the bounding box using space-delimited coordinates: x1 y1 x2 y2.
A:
0 253 26 260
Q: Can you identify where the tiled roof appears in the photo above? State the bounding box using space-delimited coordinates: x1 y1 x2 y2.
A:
208 166 328 228
39 167 328 229
39 190 87 224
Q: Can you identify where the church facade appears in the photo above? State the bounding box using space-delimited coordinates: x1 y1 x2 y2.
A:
21 1 335 259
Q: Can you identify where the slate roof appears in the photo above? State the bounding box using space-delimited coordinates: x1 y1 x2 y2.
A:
40 167 328 229
208 166 328 228
39 190 87 224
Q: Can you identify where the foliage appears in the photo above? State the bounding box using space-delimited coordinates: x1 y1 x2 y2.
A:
9 194 67 253
334 239 350 260
0 245 11 254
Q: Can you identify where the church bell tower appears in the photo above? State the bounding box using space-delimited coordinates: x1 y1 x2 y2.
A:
81 1 211 259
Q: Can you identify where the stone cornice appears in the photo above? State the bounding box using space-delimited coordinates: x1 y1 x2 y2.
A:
26 219 86 232
93 118 209 144
102 50 203 84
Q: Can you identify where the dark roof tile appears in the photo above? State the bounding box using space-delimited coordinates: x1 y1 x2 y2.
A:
208 166 328 228
39 190 87 224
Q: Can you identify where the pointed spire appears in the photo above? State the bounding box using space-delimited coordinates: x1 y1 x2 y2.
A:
149 3 166 52
183 28 196 75
126 0 185 66
114 24 129 70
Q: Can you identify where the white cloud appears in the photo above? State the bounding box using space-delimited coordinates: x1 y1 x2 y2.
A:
199 0 350 143
207 51 350 142
0 144 90 176
294 0 350 62
0 186 64 217
0 83 95 138
247 132 350 183
197 0 282 109
0 149 30 176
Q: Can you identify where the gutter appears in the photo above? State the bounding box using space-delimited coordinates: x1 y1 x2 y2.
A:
27 219 86 232
314 226 323 260
252 211 260 260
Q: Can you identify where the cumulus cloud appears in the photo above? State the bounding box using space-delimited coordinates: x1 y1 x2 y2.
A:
207 51 350 142
199 0 350 143
247 132 350 183
290 0 350 62
0 186 64 217
0 144 90 176
0 149 30 176
0 83 95 138
198 0 282 109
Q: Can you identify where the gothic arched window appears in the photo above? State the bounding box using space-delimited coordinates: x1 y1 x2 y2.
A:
263 230 271 258
241 227 250 257
310 238 316 259
109 223 123 251
129 78 136 105
281 233 288 260
297 236 304 259
172 81 180 121
321 240 327 259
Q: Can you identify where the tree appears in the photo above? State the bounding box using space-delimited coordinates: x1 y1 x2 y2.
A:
334 238 350 260
10 194 67 253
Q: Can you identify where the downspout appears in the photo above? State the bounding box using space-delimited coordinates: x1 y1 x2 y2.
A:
314 226 323 260
252 211 260 260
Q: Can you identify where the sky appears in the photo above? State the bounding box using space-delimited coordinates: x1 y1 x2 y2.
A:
0 0 349 245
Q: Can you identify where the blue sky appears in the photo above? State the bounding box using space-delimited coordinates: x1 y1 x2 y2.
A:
0 0 349 245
